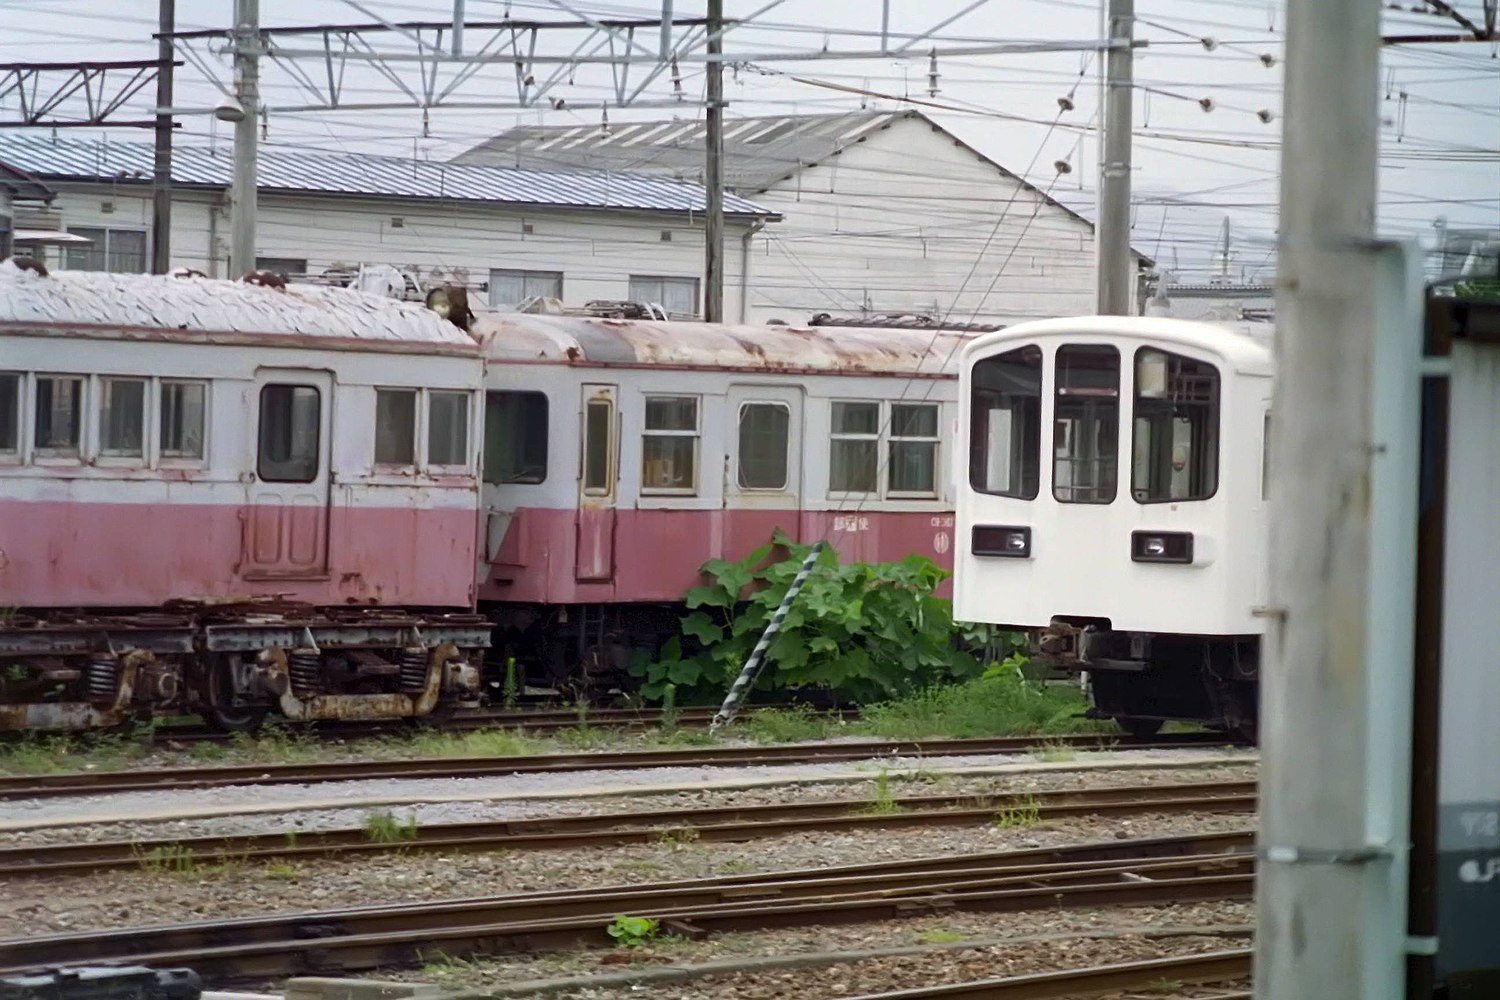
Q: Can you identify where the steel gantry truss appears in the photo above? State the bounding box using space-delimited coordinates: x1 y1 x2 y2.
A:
0 59 176 129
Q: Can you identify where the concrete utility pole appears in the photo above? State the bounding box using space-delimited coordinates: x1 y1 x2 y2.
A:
1094 0 1133 315
1252 0 1417 997
229 0 259 277
151 0 175 274
703 0 724 322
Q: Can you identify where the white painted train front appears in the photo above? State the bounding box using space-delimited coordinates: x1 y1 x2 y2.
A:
952 315 1273 739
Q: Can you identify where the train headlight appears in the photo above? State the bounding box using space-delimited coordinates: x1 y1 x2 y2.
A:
1131 531 1194 564
972 525 1031 558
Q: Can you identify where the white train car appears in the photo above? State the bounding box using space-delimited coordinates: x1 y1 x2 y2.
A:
952 315 1273 739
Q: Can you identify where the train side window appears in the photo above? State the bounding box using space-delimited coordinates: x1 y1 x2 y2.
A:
889 403 939 496
830 401 879 493
374 388 417 465
968 346 1041 499
582 397 613 494
428 391 471 468
257 383 320 483
738 402 790 490
642 395 699 494
485 391 549 485
1130 349 1220 503
160 380 207 461
34 375 84 458
0 372 19 457
99 377 146 458
1052 345 1120 504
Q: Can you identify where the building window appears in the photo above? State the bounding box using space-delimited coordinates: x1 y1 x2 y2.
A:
0 372 19 457
374 388 417 465
34 375 83 457
160 380 207 460
258 384 320 483
256 257 307 278
1131 349 1220 503
99 377 146 458
64 227 147 273
582 395 613 495
629 275 698 316
737 402 790 490
1053 344 1120 504
484 391 549 485
829 401 879 494
489 269 563 308
642 395 698 493
427 391 470 468
969 346 1041 500
888 403 939 496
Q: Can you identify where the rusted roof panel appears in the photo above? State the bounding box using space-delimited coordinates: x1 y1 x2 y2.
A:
475 312 973 376
0 261 475 347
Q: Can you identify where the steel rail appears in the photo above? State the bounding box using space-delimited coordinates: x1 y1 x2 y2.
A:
1 780 1257 877
0 731 1243 800
0 835 1256 981
842 949 1252 998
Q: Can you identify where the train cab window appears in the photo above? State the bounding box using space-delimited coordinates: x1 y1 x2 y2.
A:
160 380 206 460
1131 349 1220 503
0 372 19 456
969 347 1041 499
582 396 613 494
484 391 549 485
889 403 939 496
737 402 790 490
428 391 471 468
99 378 146 458
374 388 417 465
34 375 83 458
642 395 699 493
830 401 879 493
1052 345 1120 504
257 384 320 483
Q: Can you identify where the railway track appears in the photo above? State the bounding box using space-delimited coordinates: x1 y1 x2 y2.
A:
846 949 1251 999
0 830 1256 982
1 779 1257 877
0 731 1245 801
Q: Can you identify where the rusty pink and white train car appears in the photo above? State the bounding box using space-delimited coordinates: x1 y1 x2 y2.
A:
0 261 490 731
470 312 972 686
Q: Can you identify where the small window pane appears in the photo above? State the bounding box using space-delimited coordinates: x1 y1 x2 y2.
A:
832 401 879 435
34 376 83 455
161 381 206 459
484 391 549 485
1131 349 1220 503
891 404 938 438
643 436 696 490
831 439 877 493
0 373 19 454
1053 345 1120 504
258 384 320 483
738 403 789 490
889 442 937 494
583 399 612 493
428 391 470 467
375 389 417 465
629 275 698 316
645 397 697 432
969 347 1041 499
100 378 146 457
489 269 563 308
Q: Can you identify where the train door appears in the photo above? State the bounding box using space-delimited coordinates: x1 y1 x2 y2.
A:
241 370 333 579
575 383 618 582
725 384 803 509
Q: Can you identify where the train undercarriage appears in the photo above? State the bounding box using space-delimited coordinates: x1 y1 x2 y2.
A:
0 601 492 733
1032 619 1260 743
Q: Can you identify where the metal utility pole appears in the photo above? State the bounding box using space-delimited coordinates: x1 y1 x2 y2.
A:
229 0 259 277
151 0 175 274
703 0 724 322
1094 0 1133 315
1252 0 1417 997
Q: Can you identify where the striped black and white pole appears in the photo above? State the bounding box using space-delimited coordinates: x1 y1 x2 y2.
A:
708 540 826 735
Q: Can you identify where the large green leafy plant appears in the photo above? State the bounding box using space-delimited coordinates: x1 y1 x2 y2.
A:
630 530 983 703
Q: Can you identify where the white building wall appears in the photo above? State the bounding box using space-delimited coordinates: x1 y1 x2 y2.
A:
740 117 1136 326
35 185 753 320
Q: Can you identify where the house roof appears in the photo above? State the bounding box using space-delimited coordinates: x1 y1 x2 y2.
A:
0 160 54 202
0 134 777 219
454 109 1151 264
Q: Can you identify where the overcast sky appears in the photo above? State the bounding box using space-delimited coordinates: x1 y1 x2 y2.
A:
2 0 1496 280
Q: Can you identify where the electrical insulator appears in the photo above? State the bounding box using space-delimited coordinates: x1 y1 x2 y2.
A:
926 49 940 98
1058 95 1075 112
1054 159 1072 175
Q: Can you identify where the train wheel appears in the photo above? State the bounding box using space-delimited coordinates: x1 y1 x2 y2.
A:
206 658 268 734
1115 716 1164 739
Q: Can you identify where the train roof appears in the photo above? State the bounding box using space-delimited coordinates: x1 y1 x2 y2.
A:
474 313 973 377
0 261 478 354
960 314 1273 375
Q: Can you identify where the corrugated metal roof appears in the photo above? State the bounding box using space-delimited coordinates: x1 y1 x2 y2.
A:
0 260 476 348
475 312 972 377
0 160 54 202
0 134 776 218
453 110 906 194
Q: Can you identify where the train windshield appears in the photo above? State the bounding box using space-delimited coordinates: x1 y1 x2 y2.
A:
968 346 1041 499
1131 349 1220 503
1052 345 1120 504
